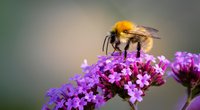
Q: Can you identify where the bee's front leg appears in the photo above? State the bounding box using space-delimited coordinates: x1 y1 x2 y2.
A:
112 41 122 55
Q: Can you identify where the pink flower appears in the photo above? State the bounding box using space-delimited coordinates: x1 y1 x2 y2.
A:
158 55 169 64
108 72 121 83
124 81 136 92
136 74 151 88
128 88 143 104
154 64 164 75
121 68 132 76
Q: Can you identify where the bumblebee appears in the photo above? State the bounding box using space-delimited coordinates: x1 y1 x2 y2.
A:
102 20 160 59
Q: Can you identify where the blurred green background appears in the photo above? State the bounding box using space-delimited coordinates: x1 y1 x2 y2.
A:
1 0 200 110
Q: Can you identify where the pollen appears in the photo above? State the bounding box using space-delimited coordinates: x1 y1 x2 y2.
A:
113 20 135 33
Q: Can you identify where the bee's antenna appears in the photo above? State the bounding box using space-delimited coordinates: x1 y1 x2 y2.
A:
102 35 109 51
106 37 111 55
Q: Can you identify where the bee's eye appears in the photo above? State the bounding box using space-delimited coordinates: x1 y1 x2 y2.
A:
123 30 128 33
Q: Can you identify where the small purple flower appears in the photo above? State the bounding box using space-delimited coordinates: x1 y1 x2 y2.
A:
124 81 136 91
79 97 87 110
69 74 82 81
94 95 105 109
105 59 112 64
136 74 151 88
61 83 75 97
128 88 143 104
42 104 50 110
158 55 169 64
127 57 136 62
195 63 200 71
145 54 156 62
76 86 87 94
121 68 132 76
154 64 164 75
108 72 121 83
72 97 81 108
175 51 182 57
55 99 65 109
84 91 96 102
65 98 73 110
81 59 89 69
81 59 90 73
46 88 61 105
84 76 97 87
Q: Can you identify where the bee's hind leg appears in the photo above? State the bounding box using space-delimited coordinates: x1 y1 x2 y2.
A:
136 42 141 58
124 39 131 60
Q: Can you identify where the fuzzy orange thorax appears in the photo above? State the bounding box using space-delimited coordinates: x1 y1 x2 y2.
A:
112 21 136 33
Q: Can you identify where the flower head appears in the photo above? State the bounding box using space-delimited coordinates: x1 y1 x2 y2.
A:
170 51 200 87
170 51 200 110
43 51 169 109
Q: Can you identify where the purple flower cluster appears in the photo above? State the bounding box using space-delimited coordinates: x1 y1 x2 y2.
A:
170 51 200 110
43 51 169 110
170 51 200 87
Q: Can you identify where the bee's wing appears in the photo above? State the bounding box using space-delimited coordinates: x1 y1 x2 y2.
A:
137 25 160 39
137 25 158 32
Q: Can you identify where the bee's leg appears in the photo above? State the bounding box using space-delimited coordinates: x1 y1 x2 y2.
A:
136 42 141 58
124 39 131 60
116 41 122 53
111 43 115 51
112 41 121 55
111 44 116 56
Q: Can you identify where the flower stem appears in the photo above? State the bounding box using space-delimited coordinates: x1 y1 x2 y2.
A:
128 101 138 110
181 86 192 110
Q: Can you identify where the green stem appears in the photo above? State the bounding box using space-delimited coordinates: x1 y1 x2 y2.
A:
128 101 138 110
181 86 192 110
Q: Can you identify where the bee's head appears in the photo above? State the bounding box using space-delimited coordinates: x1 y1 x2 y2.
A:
112 20 136 35
109 31 116 44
